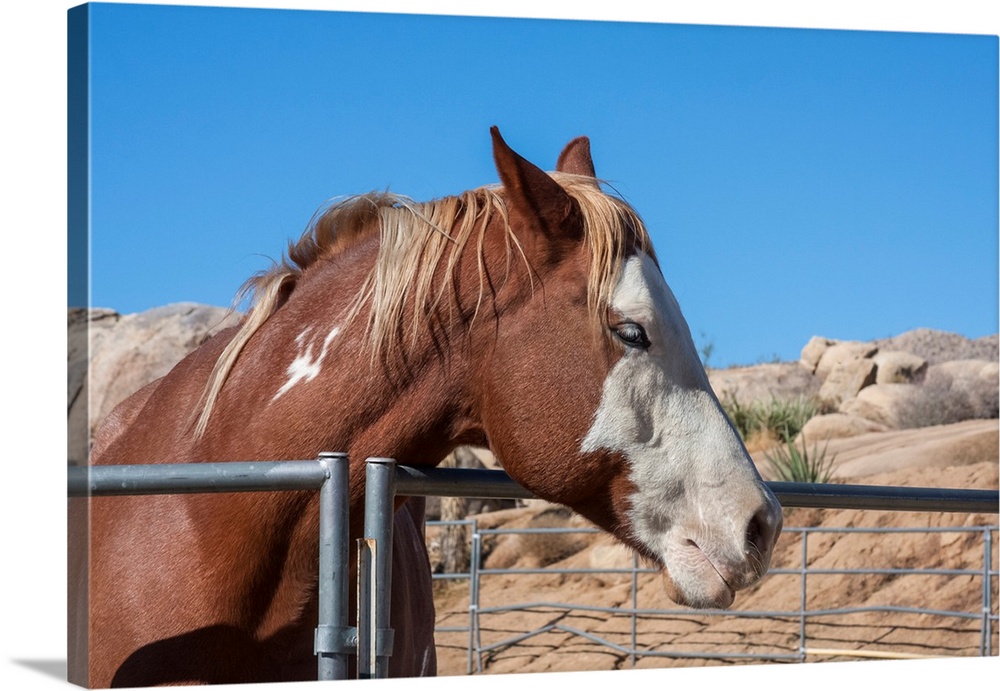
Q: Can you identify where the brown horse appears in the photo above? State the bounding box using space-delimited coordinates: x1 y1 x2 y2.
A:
71 128 782 687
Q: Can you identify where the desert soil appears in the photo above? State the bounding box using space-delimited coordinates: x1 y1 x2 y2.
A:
427 419 999 676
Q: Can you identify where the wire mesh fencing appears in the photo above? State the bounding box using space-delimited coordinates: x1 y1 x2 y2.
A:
426 520 999 674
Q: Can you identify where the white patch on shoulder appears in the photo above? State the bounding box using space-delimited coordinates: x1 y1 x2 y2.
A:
272 324 341 400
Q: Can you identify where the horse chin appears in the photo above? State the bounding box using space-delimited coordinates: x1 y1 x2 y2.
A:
658 564 736 609
660 569 736 609
656 548 737 610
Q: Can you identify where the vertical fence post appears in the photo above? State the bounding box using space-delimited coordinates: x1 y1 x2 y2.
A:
799 530 809 662
467 520 479 676
982 527 994 657
315 452 352 681
359 457 397 679
472 530 484 673
630 551 638 668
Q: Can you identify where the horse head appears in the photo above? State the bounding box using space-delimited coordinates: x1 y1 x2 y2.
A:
477 128 782 608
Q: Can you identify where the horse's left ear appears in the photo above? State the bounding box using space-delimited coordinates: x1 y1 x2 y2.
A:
491 126 579 239
556 136 597 179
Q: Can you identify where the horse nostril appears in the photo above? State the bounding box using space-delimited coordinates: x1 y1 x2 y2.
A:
744 506 776 566
745 514 762 551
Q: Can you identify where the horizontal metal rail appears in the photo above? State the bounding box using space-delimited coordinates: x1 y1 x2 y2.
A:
67 460 328 496
398 466 998 513
394 467 535 500
767 480 998 513
71 463 999 514
469 599 995 622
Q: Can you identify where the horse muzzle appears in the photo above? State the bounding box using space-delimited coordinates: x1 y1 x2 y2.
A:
658 492 783 609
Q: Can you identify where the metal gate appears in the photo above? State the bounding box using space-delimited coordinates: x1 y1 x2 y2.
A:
68 455 999 680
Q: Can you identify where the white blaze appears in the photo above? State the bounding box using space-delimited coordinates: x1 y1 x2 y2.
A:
581 253 773 604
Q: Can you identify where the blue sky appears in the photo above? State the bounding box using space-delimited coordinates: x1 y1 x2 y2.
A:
82 3 998 367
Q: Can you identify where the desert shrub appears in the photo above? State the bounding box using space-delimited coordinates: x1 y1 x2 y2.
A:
764 436 835 483
895 366 999 429
722 395 818 445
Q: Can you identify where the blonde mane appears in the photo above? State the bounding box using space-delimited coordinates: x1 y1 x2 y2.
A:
193 173 654 438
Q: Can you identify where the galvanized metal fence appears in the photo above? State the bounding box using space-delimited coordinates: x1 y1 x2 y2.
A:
427 520 998 672
68 456 1000 680
69 454 360 680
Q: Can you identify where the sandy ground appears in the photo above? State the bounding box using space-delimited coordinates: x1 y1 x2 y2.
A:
427 419 999 676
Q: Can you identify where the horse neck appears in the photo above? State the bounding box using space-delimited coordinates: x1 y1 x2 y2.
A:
198 249 488 471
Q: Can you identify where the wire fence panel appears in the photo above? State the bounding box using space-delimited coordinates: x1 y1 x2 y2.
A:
427 521 999 673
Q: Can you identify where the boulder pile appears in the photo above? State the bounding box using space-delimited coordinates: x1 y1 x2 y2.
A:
708 328 997 443
796 331 996 441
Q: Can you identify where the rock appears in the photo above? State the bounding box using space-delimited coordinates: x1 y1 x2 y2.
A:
708 362 821 407
817 358 877 409
873 350 928 384
68 308 121 463
800 336 836 374
589 542 634 570
839 383 923 429
798 412 888 441
814 341 879 382
826 418 998 480
68 303 241 462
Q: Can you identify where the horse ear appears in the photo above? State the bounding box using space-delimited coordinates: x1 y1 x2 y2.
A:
556 136 597 179
490 126 578 237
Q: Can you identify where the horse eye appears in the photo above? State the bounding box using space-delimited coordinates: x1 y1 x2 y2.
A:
613 322 650 349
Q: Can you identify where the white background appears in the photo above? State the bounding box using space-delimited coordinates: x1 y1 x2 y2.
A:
1 1 997 690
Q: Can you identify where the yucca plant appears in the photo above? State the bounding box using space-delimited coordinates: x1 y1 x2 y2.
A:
764 436 836 484
756 396 817 444
721 395 818 446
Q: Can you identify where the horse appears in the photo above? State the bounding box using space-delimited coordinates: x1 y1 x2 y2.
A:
70 127 783 687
